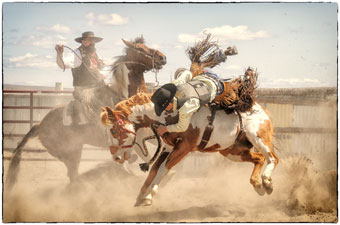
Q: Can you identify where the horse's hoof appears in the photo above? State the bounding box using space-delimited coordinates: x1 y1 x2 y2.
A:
263 182 273 195
134 198 152 207
254 185 265 196
151 187 158 197
262 178 273 195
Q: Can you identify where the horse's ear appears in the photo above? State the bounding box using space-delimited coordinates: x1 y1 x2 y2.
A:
100 108 110 125
122 39 134 48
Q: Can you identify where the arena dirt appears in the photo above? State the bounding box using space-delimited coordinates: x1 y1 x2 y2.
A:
3 154 337 222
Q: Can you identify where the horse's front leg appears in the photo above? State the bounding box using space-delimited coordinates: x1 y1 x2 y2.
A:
135 148 171 207
135 141 192 207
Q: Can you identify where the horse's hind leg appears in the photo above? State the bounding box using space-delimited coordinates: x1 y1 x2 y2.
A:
48 144 83 182
220 148 266 196
63 145 83 181
245 120 278 194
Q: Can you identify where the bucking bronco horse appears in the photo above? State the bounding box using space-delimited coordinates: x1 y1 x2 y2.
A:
100 35 279 206
100 75 279 206
5 37 167 191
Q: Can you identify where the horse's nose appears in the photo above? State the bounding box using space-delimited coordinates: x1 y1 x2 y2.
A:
160 55 167 64
114 156 124 164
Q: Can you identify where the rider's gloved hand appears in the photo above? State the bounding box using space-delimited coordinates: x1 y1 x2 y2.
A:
225 46 238 56
55 44 64 54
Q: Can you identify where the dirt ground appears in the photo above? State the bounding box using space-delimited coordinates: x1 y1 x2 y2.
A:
3 154 338 223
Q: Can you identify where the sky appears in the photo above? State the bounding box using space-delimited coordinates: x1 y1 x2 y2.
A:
2 2 338 89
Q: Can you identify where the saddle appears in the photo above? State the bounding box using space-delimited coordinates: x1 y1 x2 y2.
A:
63 84 121 126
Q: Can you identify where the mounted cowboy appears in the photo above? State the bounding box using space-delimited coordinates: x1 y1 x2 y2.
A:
151 41 239 135
55 31 109 125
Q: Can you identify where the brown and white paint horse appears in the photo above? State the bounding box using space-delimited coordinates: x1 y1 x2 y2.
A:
101 92 279 207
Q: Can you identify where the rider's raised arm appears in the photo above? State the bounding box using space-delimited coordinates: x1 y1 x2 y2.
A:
56 46 82 70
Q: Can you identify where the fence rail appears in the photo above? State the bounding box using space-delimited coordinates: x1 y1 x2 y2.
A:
3 90 73 128
3 88 337 164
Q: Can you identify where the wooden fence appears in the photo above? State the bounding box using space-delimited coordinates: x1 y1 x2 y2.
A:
3 87 337 171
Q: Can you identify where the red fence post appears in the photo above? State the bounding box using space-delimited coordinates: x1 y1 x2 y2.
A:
30 92 34 128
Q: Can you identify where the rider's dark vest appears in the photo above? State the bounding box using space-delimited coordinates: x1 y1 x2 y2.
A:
71 46 103 87
175 80 211 109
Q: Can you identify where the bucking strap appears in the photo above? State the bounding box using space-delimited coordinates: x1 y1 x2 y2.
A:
198 106 217 150
235 110 244 142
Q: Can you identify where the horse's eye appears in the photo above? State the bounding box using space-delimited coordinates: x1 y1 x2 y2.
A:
110 128 117 135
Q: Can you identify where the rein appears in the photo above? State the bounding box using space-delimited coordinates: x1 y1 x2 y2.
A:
131 45 160 86
139 123 163 172
150 50 160 86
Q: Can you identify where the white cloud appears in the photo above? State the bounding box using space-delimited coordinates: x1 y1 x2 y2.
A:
86 12 95 20
8 53 55 68
56 34 67 41
221 64 243 71
17 34 68 48
87 12 129 26
86 12 95 26
178 25 271 43
9 53 37 62
178 34 198 43
36 24 71 33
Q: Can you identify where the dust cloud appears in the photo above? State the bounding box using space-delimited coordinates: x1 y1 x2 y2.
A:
3 154 337 222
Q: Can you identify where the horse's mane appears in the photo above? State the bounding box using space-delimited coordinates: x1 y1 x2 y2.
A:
101 92 152 125
230 68 258 112
114 92 152 117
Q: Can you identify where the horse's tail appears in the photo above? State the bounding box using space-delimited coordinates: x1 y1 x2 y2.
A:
5 124 40 192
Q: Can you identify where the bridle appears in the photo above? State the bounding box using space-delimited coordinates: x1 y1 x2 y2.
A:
108 110 164 172
110 113 136 149
130 45 160 86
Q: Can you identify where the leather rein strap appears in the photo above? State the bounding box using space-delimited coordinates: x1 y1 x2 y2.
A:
197 106 243 150
198 106 217 150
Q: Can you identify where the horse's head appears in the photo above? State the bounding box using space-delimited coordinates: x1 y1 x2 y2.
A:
100 106 137 164
122 37 167 71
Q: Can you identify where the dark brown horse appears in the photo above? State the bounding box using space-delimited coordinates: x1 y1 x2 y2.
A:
5 37 166 191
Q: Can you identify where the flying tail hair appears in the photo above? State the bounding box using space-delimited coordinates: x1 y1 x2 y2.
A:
5 124 40 193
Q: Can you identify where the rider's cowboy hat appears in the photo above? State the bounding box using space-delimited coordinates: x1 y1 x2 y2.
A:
151 83 177 116
75 31 103 43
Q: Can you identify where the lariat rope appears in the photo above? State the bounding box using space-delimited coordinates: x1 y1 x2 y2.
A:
58 45 160 88
58 45 104 81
